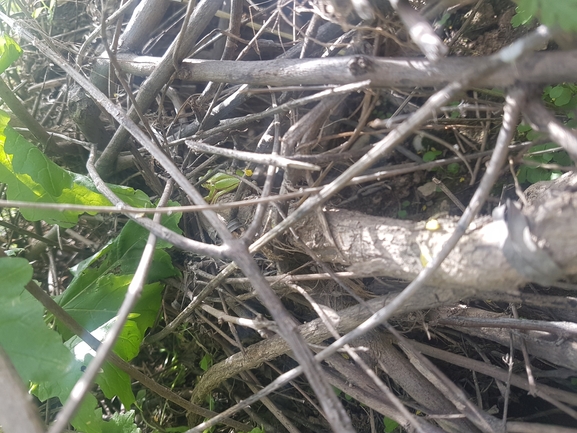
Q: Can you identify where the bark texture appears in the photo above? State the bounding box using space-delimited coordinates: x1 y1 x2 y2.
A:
293 173 577 290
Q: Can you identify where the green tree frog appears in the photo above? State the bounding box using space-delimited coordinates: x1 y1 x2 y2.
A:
201 169 252 204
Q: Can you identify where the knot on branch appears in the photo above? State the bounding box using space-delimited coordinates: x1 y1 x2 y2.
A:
347 55 374 76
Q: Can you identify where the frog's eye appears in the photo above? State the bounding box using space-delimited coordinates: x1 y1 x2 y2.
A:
235 168 253 177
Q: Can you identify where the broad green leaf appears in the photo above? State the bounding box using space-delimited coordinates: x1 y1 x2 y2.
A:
97 361 135 408
66 317 143 409
554 88 572 106
0 34 22 74
55 216 181 337
511 0 537 28
552 149 572 166
0 257 104 432
67 316 142 364
55 214 181 339
0 110 152 227
0 257 78 386
54 214 181 409
517 165 529 183
549 85 565 99
527 166 550 183
56 274 164 339
513 0 577 31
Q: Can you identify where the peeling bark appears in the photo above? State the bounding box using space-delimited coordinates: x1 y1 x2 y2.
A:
293 173 577 290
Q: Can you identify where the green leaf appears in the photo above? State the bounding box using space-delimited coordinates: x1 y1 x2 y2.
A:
527 166 550 183
55 215 181 337
200 353 213 371
510 0 537 28
517 124 532 134
517 165 528 183
97 360 136 408
102 411 142 433
514 0 577 31
383 416 400 433
0 257 104 432
0 111 153 227
0 257 77 387
52 212 181 409
423 150 442 162
61 281 163 408
526 129 540 141
0 34 22 74
540 0 577 31
447 163 460 174
548 85 565 99
552 150 572 166
554 87 572 106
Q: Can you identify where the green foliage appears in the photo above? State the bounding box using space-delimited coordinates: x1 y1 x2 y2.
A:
544 84 577 109
516 119 573 184
0 257 81 393
422 148 442 162
0 257 116 432
0 34 22 74
517 143 570 183
447 163 460 174
55 214 181 336
102 411 142 433
511 0 577 31
0 213 182 431
0 35 181 426
0 110 151 227
199 352 213 371
0 34 148 230
397 200 411 219
383 417 400 433
56 214 181 407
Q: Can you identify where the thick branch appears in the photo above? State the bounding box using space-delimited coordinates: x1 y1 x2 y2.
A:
112 50 577 88
293 174 577 290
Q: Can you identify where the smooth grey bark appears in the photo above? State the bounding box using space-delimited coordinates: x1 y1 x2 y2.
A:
111 50 577 88
95 0 224 176
118 0 170 53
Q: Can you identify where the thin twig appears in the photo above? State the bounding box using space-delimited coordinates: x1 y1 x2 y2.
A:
185 27 555 428
186 140 321 171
